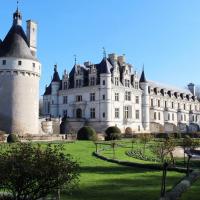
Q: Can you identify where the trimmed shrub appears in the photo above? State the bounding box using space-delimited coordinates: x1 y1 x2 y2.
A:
77 126 97 141
105 126 121 140
7 134 19 143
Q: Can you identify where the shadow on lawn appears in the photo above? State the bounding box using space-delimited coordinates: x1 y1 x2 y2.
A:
62 173 182 200
80 165 157 174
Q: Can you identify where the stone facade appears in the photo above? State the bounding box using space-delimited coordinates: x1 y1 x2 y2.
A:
43 53 200 134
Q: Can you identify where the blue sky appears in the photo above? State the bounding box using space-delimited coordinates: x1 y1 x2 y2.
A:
1 0 200 95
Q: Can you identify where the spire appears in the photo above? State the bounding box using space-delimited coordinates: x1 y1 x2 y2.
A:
13 0 22 26
74 54 77 65
103 47 106 59
139 65 147 83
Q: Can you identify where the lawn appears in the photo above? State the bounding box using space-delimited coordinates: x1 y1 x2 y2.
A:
59 141 183 200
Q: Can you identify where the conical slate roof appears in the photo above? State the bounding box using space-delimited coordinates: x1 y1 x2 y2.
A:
52 65 60 82
0 10 37 61
97 58 112 74
139 69 147 83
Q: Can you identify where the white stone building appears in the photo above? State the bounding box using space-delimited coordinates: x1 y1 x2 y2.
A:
0 8 41 134
43 53 200 134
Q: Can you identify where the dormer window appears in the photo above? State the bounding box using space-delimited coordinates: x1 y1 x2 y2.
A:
2 60 6 65
114 77 119 86
18 60 22 65
90 77 95 86
63 82 68 90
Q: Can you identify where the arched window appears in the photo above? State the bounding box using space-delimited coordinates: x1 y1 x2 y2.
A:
76 108 82 118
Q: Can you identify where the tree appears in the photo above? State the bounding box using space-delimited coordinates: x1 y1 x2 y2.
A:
0 143 79 200
138 134 152 155
152 137 175 164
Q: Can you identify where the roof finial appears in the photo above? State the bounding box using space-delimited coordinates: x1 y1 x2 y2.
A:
74 54 77 65
54 64 57 72
103 47 106 59
142 64 144 71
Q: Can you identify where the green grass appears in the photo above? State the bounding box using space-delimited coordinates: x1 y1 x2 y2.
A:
58 141 183 200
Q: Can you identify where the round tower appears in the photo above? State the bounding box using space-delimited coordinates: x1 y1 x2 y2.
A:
0 9 41 135
139 69 150 131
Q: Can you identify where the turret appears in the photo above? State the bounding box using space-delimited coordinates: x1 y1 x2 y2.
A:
0 8 41 134
139 68 150 131
50 65 60 117
99 57 112 124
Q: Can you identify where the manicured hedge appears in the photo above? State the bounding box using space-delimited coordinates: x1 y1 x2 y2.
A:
7 134 19 143
77 126 97 141
105 126 121 140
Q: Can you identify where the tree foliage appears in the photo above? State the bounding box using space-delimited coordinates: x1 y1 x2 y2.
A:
77 126 97 141
0 142 79 200
105 126 121 141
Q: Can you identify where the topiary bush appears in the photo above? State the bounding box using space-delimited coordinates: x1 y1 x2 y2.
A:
7 134 19 143
105 126 121 141
77 126 97 141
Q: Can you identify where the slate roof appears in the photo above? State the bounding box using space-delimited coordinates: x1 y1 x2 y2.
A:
52 66 61 82
43 84 51 95
148 81 192 95
0 11 37 60
139 70 147 83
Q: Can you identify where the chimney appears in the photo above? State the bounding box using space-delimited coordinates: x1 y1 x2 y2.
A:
26 20 37 57
188 83 195 96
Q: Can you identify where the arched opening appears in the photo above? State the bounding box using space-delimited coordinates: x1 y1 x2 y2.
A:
76 108 82 118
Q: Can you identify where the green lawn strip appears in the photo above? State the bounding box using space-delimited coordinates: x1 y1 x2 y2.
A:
59 141 183 200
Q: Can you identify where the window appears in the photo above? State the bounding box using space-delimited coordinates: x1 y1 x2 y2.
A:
124 106 129 119
168 113 170 120
102 112 105 118
115 93 119 101
90 77 95 86
102 94 105 100
158 100 160 107
135 82 139 89
125 91 131 101
102 80 105 85
76 79 82 88
135 96 139 104
196 115 198 122
193 115 195 122
165 101 167 108
171 102 174 109
115 108 119 118
76 95 82 102
90 108 95 118
181 115 183 121
90 93 95 101
184 114 186 121
63 96 68 104
2 60 6 65
125 79 130 87
135 110 140 119
184 104 186 110
178 103 180 109
151 99 153 107
115 77 119 86
190 105 192 111
63 109 67 117
18 60 22 65
172 113 174 121
33 63 35 67
154 112 157 120
158 112 161 120
63 82 68 90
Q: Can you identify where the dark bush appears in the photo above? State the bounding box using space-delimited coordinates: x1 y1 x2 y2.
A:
7 134 19 143
77 126 97 141
105 126 121 140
